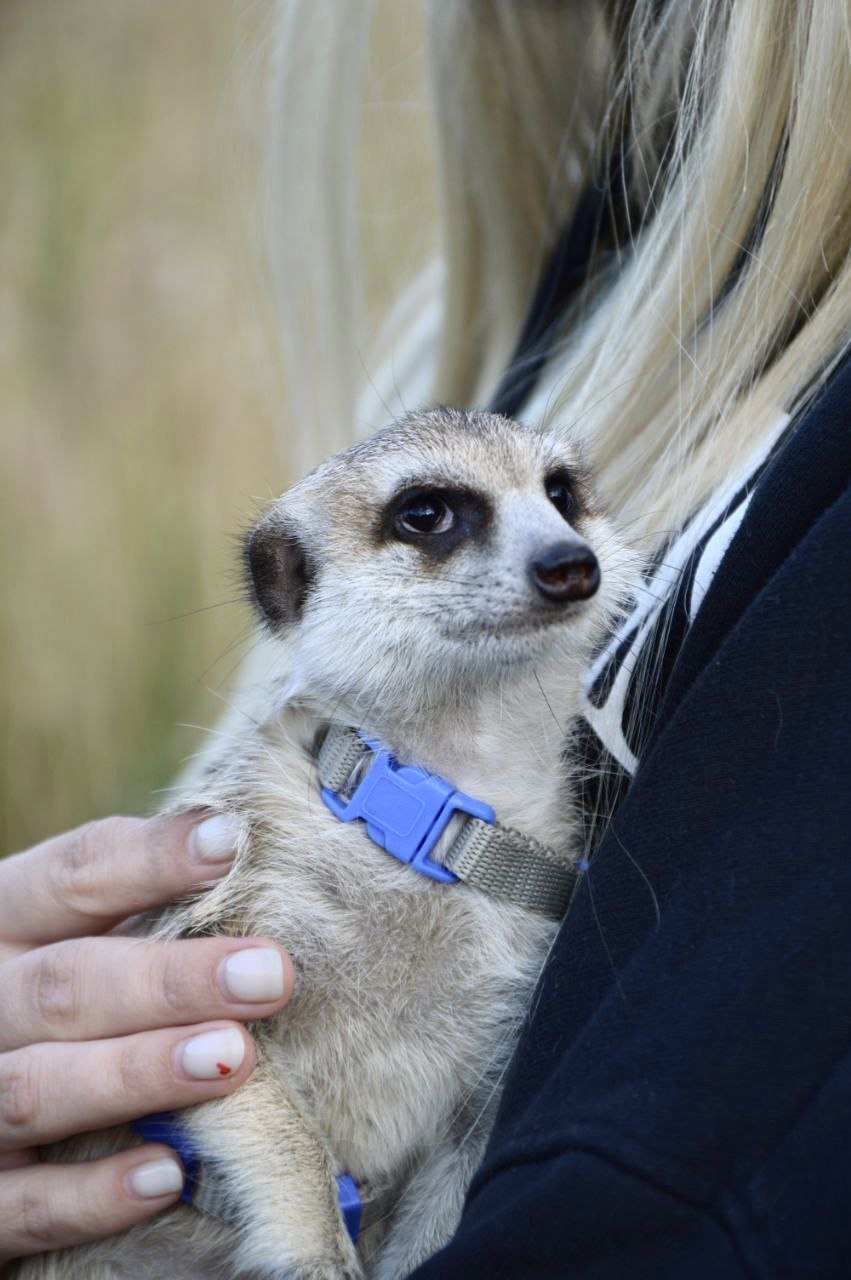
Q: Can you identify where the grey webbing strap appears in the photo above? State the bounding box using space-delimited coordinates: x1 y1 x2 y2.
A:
316 725 579 921
319 722 373 796
442 817 577 920
190 1158 387 1240
191 1167 239 1223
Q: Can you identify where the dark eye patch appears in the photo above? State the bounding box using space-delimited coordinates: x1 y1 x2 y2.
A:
379 485 492 557
544 467 582 524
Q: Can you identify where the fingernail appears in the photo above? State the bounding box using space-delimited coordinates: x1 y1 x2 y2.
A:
190 814 239 864
222 948 286 1003
127 1157 184 1199
180 1027 245 1080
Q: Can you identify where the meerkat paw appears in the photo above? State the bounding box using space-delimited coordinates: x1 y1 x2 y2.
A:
237 1252 362 1280
286 1263 362 1280
231 1211 362 1280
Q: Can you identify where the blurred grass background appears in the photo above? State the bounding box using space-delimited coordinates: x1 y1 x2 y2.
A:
0 0 433 855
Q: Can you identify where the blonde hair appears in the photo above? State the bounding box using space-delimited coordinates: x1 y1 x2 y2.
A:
268 0 850 543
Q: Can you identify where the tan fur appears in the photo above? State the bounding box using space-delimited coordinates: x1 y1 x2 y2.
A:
13 411 634 1279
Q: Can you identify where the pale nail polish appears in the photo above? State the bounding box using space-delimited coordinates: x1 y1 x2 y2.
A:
222 948 285 1003
180 1027 245 1080
190 814 239 863
127 1157 184 1199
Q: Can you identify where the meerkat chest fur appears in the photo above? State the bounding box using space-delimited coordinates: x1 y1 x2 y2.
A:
181 703 559 1178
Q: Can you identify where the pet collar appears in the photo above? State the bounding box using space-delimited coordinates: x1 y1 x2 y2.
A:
317 724 580 922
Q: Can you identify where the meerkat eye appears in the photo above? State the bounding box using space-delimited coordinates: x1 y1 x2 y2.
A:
382 484 489 553
545 470 578 523
395 492 456 536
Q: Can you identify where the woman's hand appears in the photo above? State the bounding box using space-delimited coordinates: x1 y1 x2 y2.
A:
0 812 294 1265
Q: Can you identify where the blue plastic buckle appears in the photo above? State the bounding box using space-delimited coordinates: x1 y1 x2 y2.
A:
321 736 495 883
335 1174 362 1244
131 1112 199 1205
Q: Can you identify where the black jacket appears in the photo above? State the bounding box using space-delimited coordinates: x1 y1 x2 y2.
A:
412 356 851 1277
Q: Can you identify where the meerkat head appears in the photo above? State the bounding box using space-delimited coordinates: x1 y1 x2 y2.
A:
245 409 626 730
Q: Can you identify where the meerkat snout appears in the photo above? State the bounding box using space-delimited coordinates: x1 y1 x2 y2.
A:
529 539 600 603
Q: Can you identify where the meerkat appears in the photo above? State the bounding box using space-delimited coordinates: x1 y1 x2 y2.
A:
15 409 633 1280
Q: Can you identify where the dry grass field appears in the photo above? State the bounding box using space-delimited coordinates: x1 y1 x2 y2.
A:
0 0 432 855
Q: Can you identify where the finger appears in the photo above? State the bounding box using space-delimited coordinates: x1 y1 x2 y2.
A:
0 812 240 947
0 1022 255 1150
0 1149 36 1173
0 936 294 1052
0 1144 185 1263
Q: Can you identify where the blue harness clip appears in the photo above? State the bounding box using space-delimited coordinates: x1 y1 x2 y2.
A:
131 1112 199 1205
335 1174 362 1244
321 737 495 883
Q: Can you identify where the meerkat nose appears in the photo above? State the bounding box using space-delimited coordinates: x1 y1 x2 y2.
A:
529 541 600 603
246 520 312 629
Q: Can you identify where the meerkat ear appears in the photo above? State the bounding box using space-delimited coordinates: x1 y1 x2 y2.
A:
245 518 314 630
